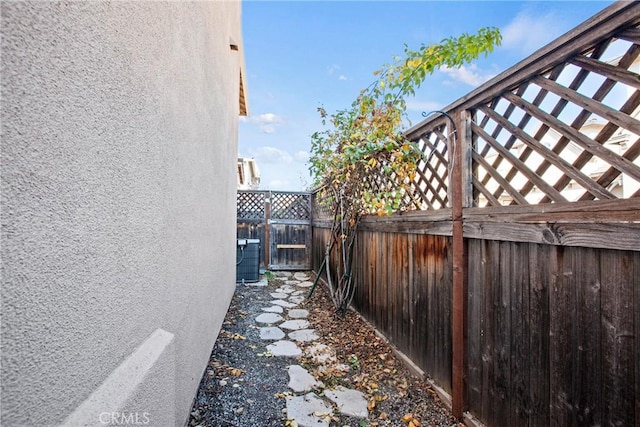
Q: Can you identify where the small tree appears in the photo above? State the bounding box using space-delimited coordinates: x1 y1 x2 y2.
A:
309 28 501 313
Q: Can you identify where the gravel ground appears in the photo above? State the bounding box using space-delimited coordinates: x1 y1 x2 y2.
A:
188 272 461 427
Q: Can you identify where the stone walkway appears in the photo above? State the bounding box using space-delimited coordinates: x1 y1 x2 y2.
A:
190 270 458 427
251 271 369 427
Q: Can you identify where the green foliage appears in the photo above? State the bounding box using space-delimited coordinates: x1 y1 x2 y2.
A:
348 354 361 370
263 270 275 281
309 28 501 312
309 27 501 218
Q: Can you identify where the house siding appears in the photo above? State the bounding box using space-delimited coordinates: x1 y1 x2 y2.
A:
1 1 243 425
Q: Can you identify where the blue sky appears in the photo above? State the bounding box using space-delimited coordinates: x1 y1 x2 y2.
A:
239 0 614 191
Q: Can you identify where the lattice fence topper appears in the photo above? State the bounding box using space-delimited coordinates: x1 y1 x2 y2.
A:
271 192 311 221
237 191 265 221
414 120 451 210
400 21 640 210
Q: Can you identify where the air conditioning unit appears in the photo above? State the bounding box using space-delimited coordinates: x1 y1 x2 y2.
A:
236 239 260 283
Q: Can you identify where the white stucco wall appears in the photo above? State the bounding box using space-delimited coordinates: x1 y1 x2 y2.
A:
1 1 244 425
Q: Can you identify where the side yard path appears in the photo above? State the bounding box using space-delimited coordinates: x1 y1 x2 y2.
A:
188 272 460 427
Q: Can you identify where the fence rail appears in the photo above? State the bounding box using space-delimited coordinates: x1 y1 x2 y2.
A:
311 3 640 426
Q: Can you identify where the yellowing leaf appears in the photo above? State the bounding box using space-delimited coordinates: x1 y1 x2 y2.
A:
402 413 414 423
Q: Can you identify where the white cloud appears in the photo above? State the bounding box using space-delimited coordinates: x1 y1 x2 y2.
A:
405 99 442 113
255 113 282 124
294 151 309 162
326 64 347 81
326 64 340 75
248 146 293 164
501 10 565 55
243 112 284 134
440 64 495 87
261 125 276 134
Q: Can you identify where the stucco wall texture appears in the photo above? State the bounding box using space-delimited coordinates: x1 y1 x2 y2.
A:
1 2 243 425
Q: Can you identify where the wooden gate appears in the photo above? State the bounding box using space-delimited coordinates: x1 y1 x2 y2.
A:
237 190 311 271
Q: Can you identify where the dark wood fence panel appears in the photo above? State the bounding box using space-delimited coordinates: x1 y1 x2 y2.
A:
313 220 639 426
269 223 311 270
312 225 453 394
465 240 639 427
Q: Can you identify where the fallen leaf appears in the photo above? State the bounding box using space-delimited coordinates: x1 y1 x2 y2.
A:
379 412 388 420
367 398 376 411
374 394 387 402
402 413 414 423
230 368 244 376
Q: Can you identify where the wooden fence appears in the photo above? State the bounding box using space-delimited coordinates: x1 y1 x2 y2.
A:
312 3 640 426
237 190 312 270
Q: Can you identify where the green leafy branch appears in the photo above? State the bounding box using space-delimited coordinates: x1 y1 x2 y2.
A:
309 28 501 312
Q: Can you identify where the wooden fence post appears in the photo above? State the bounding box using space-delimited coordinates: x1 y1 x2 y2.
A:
451 109 471 419
265 191 271 269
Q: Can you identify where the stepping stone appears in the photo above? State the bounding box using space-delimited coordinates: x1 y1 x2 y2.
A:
286 393 332 427
274 271 291 277
324 386 369 419
259 327 285 340
285 280 301 285
296 281 314 288
287 365 324 392
271 299 297 308
306 344 337 365
266 340 302 357
270 292 288 299
291 290 305 296
288 309 309 319
262 305 284 314
275 286 295 294
255 313 283 324
243 276 268 287
288 295 305 304
294 272 310 281
280 319 309 330
289 329 319 342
